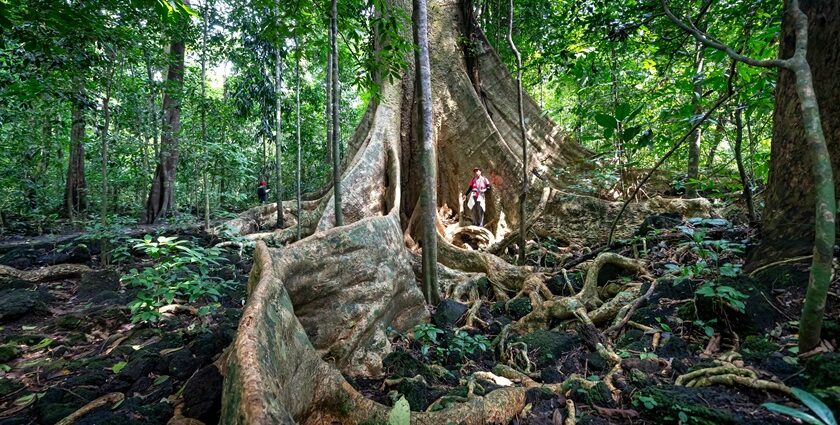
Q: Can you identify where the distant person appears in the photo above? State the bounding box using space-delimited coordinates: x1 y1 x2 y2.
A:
257 180 269 204
462 167 491 227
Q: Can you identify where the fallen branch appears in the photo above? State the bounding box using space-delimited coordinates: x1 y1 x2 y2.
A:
56 393 124 425
0 263 92 282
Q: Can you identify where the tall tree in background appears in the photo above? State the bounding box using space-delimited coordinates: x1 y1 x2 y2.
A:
330 0 343 226
201 0 211 231
685 1 711 198
295 36 302 240
507 0 527 265
145 2 189 224
414 0 438 304
65 84 88 220
274 0 285 229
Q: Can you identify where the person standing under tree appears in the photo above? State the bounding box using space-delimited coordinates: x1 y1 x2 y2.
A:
462 167 491 227
257 180 269 204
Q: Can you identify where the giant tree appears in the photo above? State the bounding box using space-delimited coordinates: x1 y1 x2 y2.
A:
145 2 191 224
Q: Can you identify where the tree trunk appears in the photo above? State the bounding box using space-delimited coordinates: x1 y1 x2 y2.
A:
326 47 333 166
202 0 210 231
506 0 527 265
144 19 187 224
65 88 87 220
746 0 839 271
686 44 704 198
414 0 439 305
330 0 343 226
295 38 302 241
274 0 285 229
221 0 594 421
733 105 757 224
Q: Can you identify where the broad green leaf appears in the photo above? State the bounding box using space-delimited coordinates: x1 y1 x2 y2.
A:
388 396 410 425
762 403 823 425
615 103 633 121
792 387 837 425
594 113 617 130
112 361 128 374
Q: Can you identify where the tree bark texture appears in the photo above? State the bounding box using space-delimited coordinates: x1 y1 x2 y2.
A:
65 90 87 219
747 0 839 271
413 0 440 305
144 32 186 224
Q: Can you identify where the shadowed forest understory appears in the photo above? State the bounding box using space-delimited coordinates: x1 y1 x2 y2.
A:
1 0 839 424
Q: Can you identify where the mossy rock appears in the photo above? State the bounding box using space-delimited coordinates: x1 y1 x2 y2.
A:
616 329 651 352
56 315 84 330
806 352 840 389
0 344 19 363
635 385 753 424
518 330 580 368
568 380 612 407
382 351 434 382
741 335 780 363
694 277 778 335
395 379 446 411
0 378 22 397
506 298 532 320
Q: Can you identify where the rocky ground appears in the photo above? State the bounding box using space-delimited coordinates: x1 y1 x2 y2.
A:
0 229 248 425
1 214 839 425
350 216 840 424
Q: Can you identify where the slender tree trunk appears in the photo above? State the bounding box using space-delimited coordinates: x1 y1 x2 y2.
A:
66 86 87 220
201 0 210 231
274 0 285 229
733 104 757 225
144 9 187 224
331 0 343 226
326 48 333 166
686 44 704 198
146 59 160 161
414 0 439 305
507 0 527 265
295 38 302 240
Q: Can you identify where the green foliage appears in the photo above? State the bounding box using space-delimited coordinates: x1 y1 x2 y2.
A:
763 387 837 425
387 396 410 425
694 281 748 313
122 235 234 323
412 323 443 357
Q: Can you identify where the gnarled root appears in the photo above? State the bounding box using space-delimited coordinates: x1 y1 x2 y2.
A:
517 253 646 333
675 356 791 395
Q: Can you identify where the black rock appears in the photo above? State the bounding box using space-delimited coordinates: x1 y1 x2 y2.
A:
119 356 157 382
40 244 90 266
636 213 682 236
77 270 121 301
0 378 23 397
166 348 198 380
182 365 223 422
0 344 19 363
432 299 468 328
518 330 580 368
506 298 532 320
0 287 47 323
0 249 38 269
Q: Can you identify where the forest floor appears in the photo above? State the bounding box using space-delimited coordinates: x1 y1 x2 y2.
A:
0 212 839 424
0 225 248 425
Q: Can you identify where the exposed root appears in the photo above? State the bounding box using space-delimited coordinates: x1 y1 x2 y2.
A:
56 392 124 425
0 263 92 282
517 253 646 333
676 358 792 395
458 297 488 330
564 399 576 425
